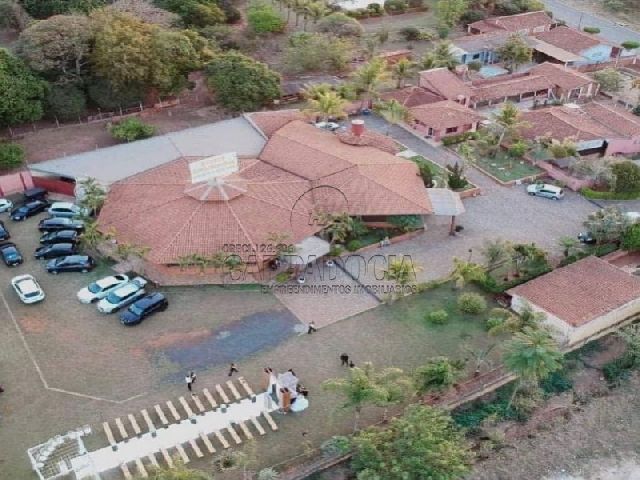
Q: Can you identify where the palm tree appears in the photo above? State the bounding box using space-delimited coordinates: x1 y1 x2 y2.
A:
391 58 416 89
77 177 106 215
304 90 348 123
503 326 563 407
481 238 512 272
80 220 113 251
351 57 390 110
491 102 529 146
384 257 420 287
374 99 411 134
321 212 355 245
450 257 486 289
558 236 580 258
301 82 333 100
322 362 387 431
421 41 459 70
461 343 496 376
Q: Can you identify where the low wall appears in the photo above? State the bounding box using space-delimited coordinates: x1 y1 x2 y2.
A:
0 171 34 196
32 176 76 196
533 160 593 191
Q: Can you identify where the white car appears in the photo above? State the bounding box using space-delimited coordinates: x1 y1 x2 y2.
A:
11 274 45 304
0 198 13 213
77 274 130 304
96 277 148 313
625 211 640 223
47 202 90 218
314 121 340 131
526 183 565 200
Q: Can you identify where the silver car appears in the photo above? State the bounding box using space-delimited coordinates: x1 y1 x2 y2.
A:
527 183 564 200
47 202 89 218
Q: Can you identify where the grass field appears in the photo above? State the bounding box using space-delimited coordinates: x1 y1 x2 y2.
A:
474 151 544 183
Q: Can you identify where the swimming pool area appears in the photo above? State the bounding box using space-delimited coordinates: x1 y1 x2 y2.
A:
479 65 509 78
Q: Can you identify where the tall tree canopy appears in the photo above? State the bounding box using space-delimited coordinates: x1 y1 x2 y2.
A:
205 51 281 111
16 14 92 82
20 0 106 18
0 48 46 127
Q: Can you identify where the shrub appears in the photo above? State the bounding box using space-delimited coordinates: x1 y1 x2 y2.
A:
247 2 286 34
109 117 155 142
508 140 528 158
346 239 363 251
367 3 383 14
320 436 351 457
441 131 476 145
436 24 449 39
87 77 143 110
387 214 422 232
426 309 449 324
612 161 640 193
467 60 482 71
622 224 640 251
317 12 364 37
581 187 640 200
622 40 640 50
603 355 634 386
399 26 421 41
457 292 487 314
582 26 600 34
384 0 408 13
407 0 424 7
45 84 87 121
460 9 486 25
446 162 468 190
603 0 624 10
284 32 352 74
540 370 573 396
0 143 24 170
485 316 504 331
416 160 433 187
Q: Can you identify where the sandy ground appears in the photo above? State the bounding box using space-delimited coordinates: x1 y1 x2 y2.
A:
546 458 640 480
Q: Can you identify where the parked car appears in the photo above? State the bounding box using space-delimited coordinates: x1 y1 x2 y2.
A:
0 198 13 213
11 274 45 304
97 277 148 313
314 121 340 131
0 220 9 241
11 200 49 221
526 183 564 200
47 202 90 218
77 274 130 304
35 242 77 260
625 211 640 223
23 187 48 202
40 230 79 245
0 242 23 266
46 255 95 274
38 217 85 233
578 231 596 244
120 292 168 325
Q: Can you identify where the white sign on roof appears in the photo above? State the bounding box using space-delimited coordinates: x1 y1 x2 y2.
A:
189 152 238 184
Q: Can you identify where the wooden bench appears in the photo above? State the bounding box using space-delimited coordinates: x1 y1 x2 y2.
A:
166 401 181 421
192 394 206 413
199 433 216 454
103 422 116 447
115 418 128 439
214 430 230 449
134 458 148 478
237 377 254 396
238 421 254 440
141 409 155 432
215 384 231 404
189 439 204 458
203 388 217 409
175 444 190 464
226 426 242 445
154 404 169 425
120 463 133 480
226 380 242 400
147 452 160 469
178 396 195 417
250 417 266 436
263 412 278 431
160 448 174 468
128 414 142 435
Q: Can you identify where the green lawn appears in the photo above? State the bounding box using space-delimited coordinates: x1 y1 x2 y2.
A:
474 151 543 183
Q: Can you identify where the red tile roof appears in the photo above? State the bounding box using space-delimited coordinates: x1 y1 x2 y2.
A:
409 100 485 130
534 25 607 55
419 68 473 101
519 107 612 141
580 102 640 138
528 62 595 91
247 110 305 137
469 11 554 34
471 74 553 102
379 86 444 108
508 256 640 327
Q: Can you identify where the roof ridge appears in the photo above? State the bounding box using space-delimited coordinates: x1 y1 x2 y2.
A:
357 164 432 212
153 201 209 262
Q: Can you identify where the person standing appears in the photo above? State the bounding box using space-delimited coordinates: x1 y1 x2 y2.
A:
228 363 239 377
307 321 317 334
185 372 194 392
340 353 349 366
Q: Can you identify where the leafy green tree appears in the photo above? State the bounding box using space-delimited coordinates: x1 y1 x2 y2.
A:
305 1 329 25
20 0 106 18
491 102 528 145
77 177 106 214
450 257 486 288
374 99 410 133
351 405 472 479
351 57 390 110
284 33 353 74
80 220 113 250
496 34 532 72
583 206 629 245
304 90 348 122
0 143 24 170
435 0 468 27
446 162 468 190
593 67 624 93
320 212 356 245
373 367 414 421
558 235 580 257
621 40 640 50
414 357 464 395
316 12 363 37
617 323 640 365
622 223 640 251
0 49 46 127
384 257 419 286
612 161 640 193
45 84 87 120
421 41 459 70
109 117 156 142
247 1 285 34
155 0 226 27
16 14 92 82
391 57 415 89
87 77 144 110
205 51 281 111
503 326 563 406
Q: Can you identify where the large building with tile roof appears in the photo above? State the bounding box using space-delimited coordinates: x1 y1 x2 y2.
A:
467 10 555 35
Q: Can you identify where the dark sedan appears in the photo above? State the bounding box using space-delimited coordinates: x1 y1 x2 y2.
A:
11 200 49 221
40 230 79 245
0 242 23 267
35 243 77 260
0 220 9 241
46 255 95 274
38 217 85 233
120 292 168 326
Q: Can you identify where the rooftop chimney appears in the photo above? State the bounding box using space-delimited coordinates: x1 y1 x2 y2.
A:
351 119 365 137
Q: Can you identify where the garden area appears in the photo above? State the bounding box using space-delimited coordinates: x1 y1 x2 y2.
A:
473 150 543 183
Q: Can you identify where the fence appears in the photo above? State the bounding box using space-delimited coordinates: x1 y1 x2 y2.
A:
0 171 34 196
